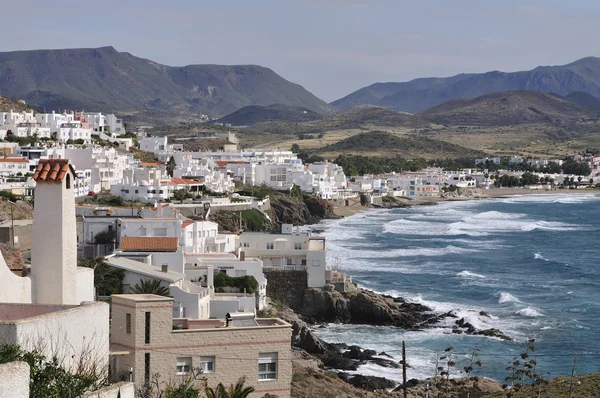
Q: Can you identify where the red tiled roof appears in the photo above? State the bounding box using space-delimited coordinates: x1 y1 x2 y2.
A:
0 157 28 163
32 159 76 182
140 162 164 167
120 236 178 252
182 221 194 228
215 160 247 167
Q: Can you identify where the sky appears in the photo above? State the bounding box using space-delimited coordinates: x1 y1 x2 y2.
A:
2 0 600 102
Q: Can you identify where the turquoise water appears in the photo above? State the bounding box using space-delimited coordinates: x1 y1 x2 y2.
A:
315 194 600 383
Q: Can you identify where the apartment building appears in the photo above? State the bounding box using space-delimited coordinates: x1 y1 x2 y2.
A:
110 294 292 397
238 224 327 288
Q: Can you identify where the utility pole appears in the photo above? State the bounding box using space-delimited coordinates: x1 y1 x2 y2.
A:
402 340 408 398
10 202 14 248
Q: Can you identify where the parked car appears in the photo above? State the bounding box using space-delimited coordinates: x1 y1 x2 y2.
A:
87 191 96 196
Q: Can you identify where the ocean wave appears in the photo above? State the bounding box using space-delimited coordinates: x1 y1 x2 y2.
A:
457 270 486 279
516 307 544 317
534 252 549 261
498 292 522 304
497 194 600 205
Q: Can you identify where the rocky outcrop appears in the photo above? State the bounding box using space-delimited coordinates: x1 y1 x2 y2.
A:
339 373 397 391
302 288 443 329
452 317 512 341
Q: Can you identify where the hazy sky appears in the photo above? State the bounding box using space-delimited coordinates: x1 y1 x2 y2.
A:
2 0 600 101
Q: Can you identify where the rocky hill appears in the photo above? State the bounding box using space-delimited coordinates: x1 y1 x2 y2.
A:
565 91 600 111
317 130 486 158
215 104 323 126
332 56 600 113
0 95 32 112
0 46 332 121
418 90 586 125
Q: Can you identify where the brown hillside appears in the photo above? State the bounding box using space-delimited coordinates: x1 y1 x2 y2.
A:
0 95 31 112
418 90 587 126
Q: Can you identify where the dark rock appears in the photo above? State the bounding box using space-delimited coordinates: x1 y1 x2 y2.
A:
319 352 359 371
347 374 396 391
393 379 420 392
476 328 512 341
378 351 393 358
479 311 492 318
343 346 376 360
371 358 401 369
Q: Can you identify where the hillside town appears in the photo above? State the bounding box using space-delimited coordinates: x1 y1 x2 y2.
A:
1 108 600 397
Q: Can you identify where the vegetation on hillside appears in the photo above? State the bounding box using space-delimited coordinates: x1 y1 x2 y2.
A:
418 91 587 126
215 104 323 126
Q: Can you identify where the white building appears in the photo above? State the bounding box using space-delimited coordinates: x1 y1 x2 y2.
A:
0 158 108 376
238 224 327 288
0 157 29 177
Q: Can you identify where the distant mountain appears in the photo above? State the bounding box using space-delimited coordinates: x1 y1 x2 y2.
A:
0 46 333 121
418 90 586 126
565 91 600 111
332 57 600 113
0 95 31 112
215 104 322 126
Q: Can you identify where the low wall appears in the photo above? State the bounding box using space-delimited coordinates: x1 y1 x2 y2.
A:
0 361 29 398
82 382 135 398
264 270 307 311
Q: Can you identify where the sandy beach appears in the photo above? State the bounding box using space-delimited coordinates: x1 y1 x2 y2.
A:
331 187 599 218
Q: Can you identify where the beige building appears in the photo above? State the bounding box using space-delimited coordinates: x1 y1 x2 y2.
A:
110 294 292 398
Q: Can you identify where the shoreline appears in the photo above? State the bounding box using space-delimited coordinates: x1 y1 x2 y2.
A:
331 188 599 218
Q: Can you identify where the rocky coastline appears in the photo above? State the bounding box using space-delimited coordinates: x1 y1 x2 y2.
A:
276 286 512 393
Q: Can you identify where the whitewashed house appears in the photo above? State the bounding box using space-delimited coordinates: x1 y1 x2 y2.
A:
238 224 327 288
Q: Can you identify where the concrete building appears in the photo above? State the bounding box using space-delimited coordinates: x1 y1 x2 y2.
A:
110 294 292 397
238 224 327 288
0 159 108 379
0 159 95 305
0 157 29 177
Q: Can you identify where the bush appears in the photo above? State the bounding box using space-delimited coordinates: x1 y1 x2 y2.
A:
213 272 259 294
0 190 19 202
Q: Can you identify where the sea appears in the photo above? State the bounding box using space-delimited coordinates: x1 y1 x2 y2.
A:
313 194 600 383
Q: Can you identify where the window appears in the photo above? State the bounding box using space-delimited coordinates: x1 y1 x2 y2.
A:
294 243 302 250
144 353 150 382
258 353 277 380
270 169 277 175
140 227 147 236
126 313 131 334
176 357 192 374
312 260 321 267
242 242 249 248
66 173 71 189
266 243 274 250
200 356 215 373
301 259 307 266
154 228 167 237
276 175 286 182
144 312 151 344
270 176 277 182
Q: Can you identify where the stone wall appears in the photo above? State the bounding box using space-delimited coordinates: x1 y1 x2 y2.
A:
265 270 307 311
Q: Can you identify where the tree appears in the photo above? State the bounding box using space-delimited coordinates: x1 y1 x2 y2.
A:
131 278 171 296
290 143 300 154
205 377 255 398
173 189 191 201
166 156 176 177
78 257 125 299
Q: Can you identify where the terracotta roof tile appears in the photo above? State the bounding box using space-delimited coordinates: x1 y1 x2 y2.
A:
32 159 76 182
0 158 28 163
140 162 164 167
160 178 203 186
120 236 178 252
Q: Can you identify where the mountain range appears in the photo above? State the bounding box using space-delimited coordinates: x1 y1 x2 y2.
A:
0 46 332 120
331 57 600 113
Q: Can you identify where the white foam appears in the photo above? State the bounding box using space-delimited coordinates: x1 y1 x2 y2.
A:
516 307 544 317
497 194 600 204
498 292 522 304
457 270 486 279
